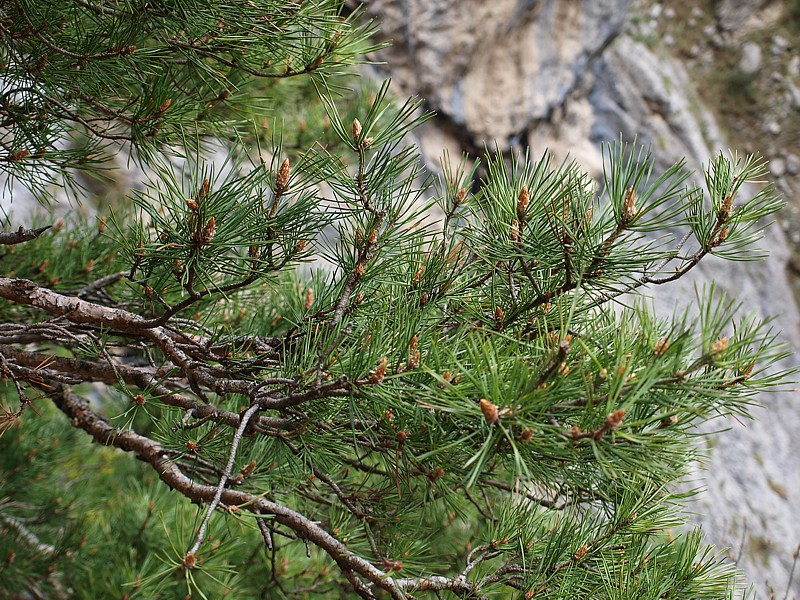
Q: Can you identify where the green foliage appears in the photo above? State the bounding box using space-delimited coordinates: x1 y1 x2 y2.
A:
0 2 792 599
0 0 378 201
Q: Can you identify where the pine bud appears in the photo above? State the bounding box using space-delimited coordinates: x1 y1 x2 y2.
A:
653 337 670 356
304 287 314 310
710 336 728 356
352 118 362 142
622 186 637 222
480 398 499 425
414 263 425 283
197 179 210 202
659 415 679 428
517 185 529 220
454 187 467 206
604 409 625 430
276 158 290 191
186 198 199 212
369 356 388 384
200 217 216 245
719 194 733 221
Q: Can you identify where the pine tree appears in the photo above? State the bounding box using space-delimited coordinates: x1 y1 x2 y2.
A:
0 2 791 598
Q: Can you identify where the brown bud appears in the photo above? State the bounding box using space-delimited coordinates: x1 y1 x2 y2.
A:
200 217 216 245
197 179 210 202
517 428 534 442
428 466 444 481
132 394 146 405
407 350 420 371
480 398 499 425
369 356 387 384
622 186 637 222
304 287 314 310
710 336 728 356
510 219 520 242
276 158 290 191
98 216 107 234
574 544 588 560
295 240 307 253
653 337 670 356
494 306 504 329
719 194 733 221
352 118 362 142
241 460 257 476
414 263 425 282
517 185 529 220
182 553 196 569
738 362 755 379
454 187 467 206
187 198 199 212
157 99 172 113
367 228 378 245
362 137 374 148
604 409 626 430
658 415 679 429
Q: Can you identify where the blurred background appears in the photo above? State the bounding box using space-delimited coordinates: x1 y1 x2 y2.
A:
2 0 799 595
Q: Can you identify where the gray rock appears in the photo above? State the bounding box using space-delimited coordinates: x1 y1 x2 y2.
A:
788 56 800 78
716 0 770 31
362 0 632 149
648 3 662 19
739 41 762 75
771 157 787 178
787 153 800 175
772 35 789 56
766 120 781 135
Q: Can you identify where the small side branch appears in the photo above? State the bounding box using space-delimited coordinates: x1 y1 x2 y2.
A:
0 225 51 245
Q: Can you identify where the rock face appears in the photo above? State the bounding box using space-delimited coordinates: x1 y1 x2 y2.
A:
366 0 630 150
365 0 800 595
